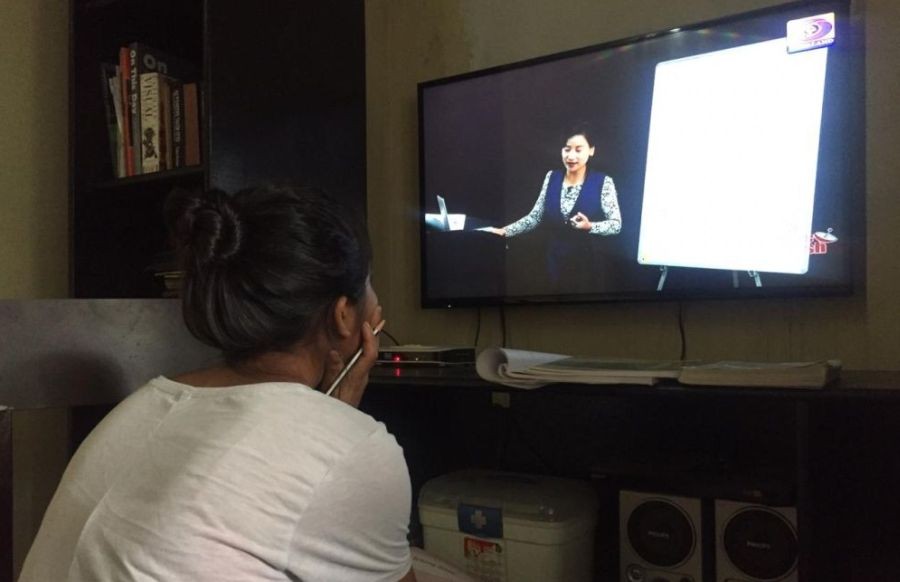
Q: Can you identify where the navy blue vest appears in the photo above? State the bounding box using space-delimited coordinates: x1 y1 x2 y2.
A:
542 170 606 231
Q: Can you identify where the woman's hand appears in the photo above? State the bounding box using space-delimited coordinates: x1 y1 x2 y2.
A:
570 212 592 230
321 306 383 408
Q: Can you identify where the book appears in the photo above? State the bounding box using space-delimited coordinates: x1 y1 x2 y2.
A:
127 45 142 174
678 360 841 389
183 82 201 167
153 270 184 298
148 251 183 298
118 47 134 176
100 63 123 178
170 81 185 168
160 75 173 170
129 42 196 81
475 347 683 389
108 73 126 178
139 72 164 173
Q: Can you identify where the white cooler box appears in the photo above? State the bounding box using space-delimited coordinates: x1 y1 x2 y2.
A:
418 469 598 582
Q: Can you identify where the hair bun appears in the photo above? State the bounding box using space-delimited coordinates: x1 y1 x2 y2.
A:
165 188 243 266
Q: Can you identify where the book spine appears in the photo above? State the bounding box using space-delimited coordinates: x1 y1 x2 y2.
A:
107 73 126 178
183 83 201 167
139 72 162 173
170 82 184 168
128 46 142 174
118 47 134 176
128 42 197 82
160 76 173 171
100 63 121 178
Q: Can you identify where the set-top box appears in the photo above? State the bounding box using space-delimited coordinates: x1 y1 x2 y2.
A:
377 345 475 366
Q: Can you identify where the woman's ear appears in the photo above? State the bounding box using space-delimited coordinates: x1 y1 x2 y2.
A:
331 296 356 339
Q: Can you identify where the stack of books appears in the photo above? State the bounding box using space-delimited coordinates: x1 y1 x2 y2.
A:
101 43 202 178
475 347 841 390
153 270 184 298
147 252 184 298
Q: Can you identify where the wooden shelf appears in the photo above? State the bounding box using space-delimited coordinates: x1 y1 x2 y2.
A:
93 165 203 190
70 0 365 298
369 365 900 400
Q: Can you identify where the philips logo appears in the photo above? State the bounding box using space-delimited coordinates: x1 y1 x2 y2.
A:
786 13 836 53
647 530 671 540
746 540 773 550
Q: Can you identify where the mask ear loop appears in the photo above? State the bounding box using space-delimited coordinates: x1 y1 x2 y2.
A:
325 319 385 396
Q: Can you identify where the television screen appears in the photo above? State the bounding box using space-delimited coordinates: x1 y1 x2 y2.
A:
418 0 862 307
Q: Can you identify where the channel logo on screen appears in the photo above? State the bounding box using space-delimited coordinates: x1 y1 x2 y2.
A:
787 13 836 53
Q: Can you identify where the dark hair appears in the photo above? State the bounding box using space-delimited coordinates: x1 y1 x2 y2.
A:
164 185 371 365
564 123 595 147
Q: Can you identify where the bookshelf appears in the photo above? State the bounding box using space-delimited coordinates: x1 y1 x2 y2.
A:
69 0 366 298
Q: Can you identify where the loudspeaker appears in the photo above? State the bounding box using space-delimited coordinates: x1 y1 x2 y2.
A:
715 499 798 582
619 490 703 582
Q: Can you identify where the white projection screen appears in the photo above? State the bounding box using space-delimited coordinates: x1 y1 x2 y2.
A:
637 38 829 274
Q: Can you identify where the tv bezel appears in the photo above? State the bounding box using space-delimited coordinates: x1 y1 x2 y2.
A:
417 0 864 309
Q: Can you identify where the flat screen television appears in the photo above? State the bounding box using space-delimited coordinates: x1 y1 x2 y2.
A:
418 0 863 307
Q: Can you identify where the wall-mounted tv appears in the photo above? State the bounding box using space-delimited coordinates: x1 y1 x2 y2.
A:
418 0 862 307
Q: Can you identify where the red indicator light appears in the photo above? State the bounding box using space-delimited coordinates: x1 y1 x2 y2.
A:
392 355 402 362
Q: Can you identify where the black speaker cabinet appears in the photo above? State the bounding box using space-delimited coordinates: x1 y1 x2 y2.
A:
715 499 798 582
620 490 703 582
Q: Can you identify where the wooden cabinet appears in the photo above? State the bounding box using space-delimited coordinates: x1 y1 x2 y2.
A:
363 368 900 581
69 0 366 298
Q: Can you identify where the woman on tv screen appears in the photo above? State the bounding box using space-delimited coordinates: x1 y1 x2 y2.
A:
484 126 622 288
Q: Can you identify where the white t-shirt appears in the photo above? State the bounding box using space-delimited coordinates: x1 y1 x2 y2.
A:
19 377 413 582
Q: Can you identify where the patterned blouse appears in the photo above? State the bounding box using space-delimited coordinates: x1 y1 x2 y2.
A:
504 171 622 237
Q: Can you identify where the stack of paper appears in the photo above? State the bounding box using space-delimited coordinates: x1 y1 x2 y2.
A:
475 347 682 389
475 348 842 390
678 360 841 388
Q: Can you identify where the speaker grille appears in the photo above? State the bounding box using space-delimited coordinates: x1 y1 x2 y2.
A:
723 508 798 580
627 499 695 567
